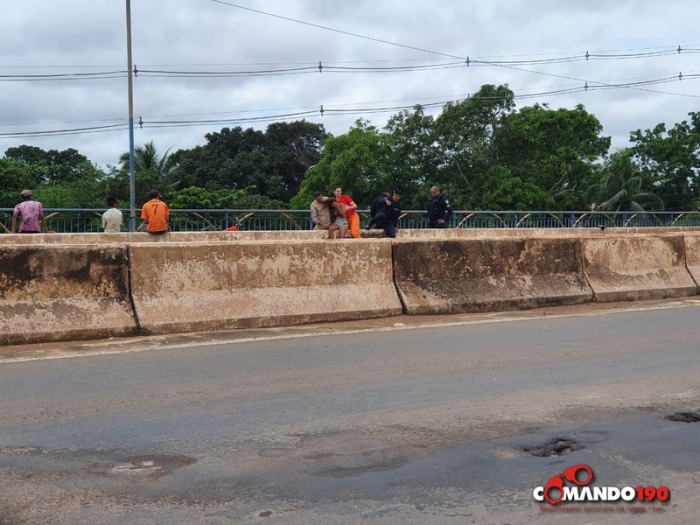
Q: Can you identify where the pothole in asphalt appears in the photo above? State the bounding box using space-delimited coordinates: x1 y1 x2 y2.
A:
312 456 410 478
110 460 162 475
524 439 583 457
95 454 197 479
664 412 700 423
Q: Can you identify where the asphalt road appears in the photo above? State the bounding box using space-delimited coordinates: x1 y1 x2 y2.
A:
1 299 699 524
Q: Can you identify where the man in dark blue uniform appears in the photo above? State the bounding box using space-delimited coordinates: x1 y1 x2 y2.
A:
368 189 392 229
383 190 402 238
369 189 402 238
427 186 453 228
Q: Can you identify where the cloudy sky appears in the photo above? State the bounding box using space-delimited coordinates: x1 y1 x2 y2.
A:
1 0 699 169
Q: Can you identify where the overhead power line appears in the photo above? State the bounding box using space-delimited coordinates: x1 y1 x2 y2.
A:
2 53 695 82
206 1 700 66
0 123 129 138
205 0 700 99
207 0 465 60
0 71 127 82
4 71 699 139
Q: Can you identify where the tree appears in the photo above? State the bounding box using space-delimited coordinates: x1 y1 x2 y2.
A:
263 121 328 201
383 106 440 209
481 166 556 210
2 146 106 208
0 157 46 208
631 112 700 211
494 103 610 209
168 186 245 209
432 84 517 208
119 141 175 181
5 145 98 183
291 120 390 209
170 121 327 202
584 150 663 211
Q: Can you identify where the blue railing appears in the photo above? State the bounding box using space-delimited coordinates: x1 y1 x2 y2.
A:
2 208 700 233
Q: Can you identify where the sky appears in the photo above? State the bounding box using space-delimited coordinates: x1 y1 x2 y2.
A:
1 0 699 170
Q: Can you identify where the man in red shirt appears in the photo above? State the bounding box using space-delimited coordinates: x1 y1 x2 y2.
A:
140 189 170 234
333 186 360 238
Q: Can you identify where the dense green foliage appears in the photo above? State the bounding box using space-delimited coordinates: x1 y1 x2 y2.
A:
5 84 700 213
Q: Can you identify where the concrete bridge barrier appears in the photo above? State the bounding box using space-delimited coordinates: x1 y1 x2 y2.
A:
392 237 592 314
682 234 700 285
4 231 700 345
0 229 386 245
395 227 700 239
0 245 137 345
582 235 697 301
128 240 402 334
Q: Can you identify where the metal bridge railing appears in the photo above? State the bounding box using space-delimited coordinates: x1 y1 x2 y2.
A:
2 209 700 233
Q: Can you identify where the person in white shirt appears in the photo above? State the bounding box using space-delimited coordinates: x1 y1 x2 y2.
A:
102 196 123 233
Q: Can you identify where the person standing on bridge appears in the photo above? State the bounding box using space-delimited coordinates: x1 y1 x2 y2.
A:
427 186 453 228
10 189 50 234
310 191 332 230
102 195 123 233
333 186 360 238
140 189 170 235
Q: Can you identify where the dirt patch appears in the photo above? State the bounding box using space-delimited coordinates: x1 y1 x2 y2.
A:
524 439 582 457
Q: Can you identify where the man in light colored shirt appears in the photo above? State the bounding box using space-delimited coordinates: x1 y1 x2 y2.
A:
310 191 331 230
11 189 49 233
102 195 123 233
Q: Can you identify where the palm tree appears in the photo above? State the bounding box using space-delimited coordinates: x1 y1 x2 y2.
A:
584 150 664 211
119 141 175 179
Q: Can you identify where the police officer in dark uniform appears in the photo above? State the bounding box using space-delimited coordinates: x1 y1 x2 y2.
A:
368 189 392 229
368 189 402 238
383 190 402 238
427 186 453 228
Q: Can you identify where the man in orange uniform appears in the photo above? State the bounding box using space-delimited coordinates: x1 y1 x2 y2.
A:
141 189 170 234
332 186 360 238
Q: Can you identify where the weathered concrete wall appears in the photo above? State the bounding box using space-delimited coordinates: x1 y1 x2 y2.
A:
582 236 697 301
683 234 700 285
0 230 386 245
0 245 137 345
4 232 700 345
392 238 592 314
129 240 402 334
4 227 700 245
395 227 700 239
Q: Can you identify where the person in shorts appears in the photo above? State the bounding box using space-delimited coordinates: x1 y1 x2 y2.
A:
326 198 349 240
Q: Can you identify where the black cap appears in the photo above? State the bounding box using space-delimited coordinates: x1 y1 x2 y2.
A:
148 189 161 199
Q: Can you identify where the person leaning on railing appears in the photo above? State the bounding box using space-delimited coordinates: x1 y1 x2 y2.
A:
310 191 332 230
102 195 123 233
10 189 53 234
140 190 170 234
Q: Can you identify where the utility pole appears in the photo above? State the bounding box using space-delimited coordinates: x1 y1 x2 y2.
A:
125 0 136 231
